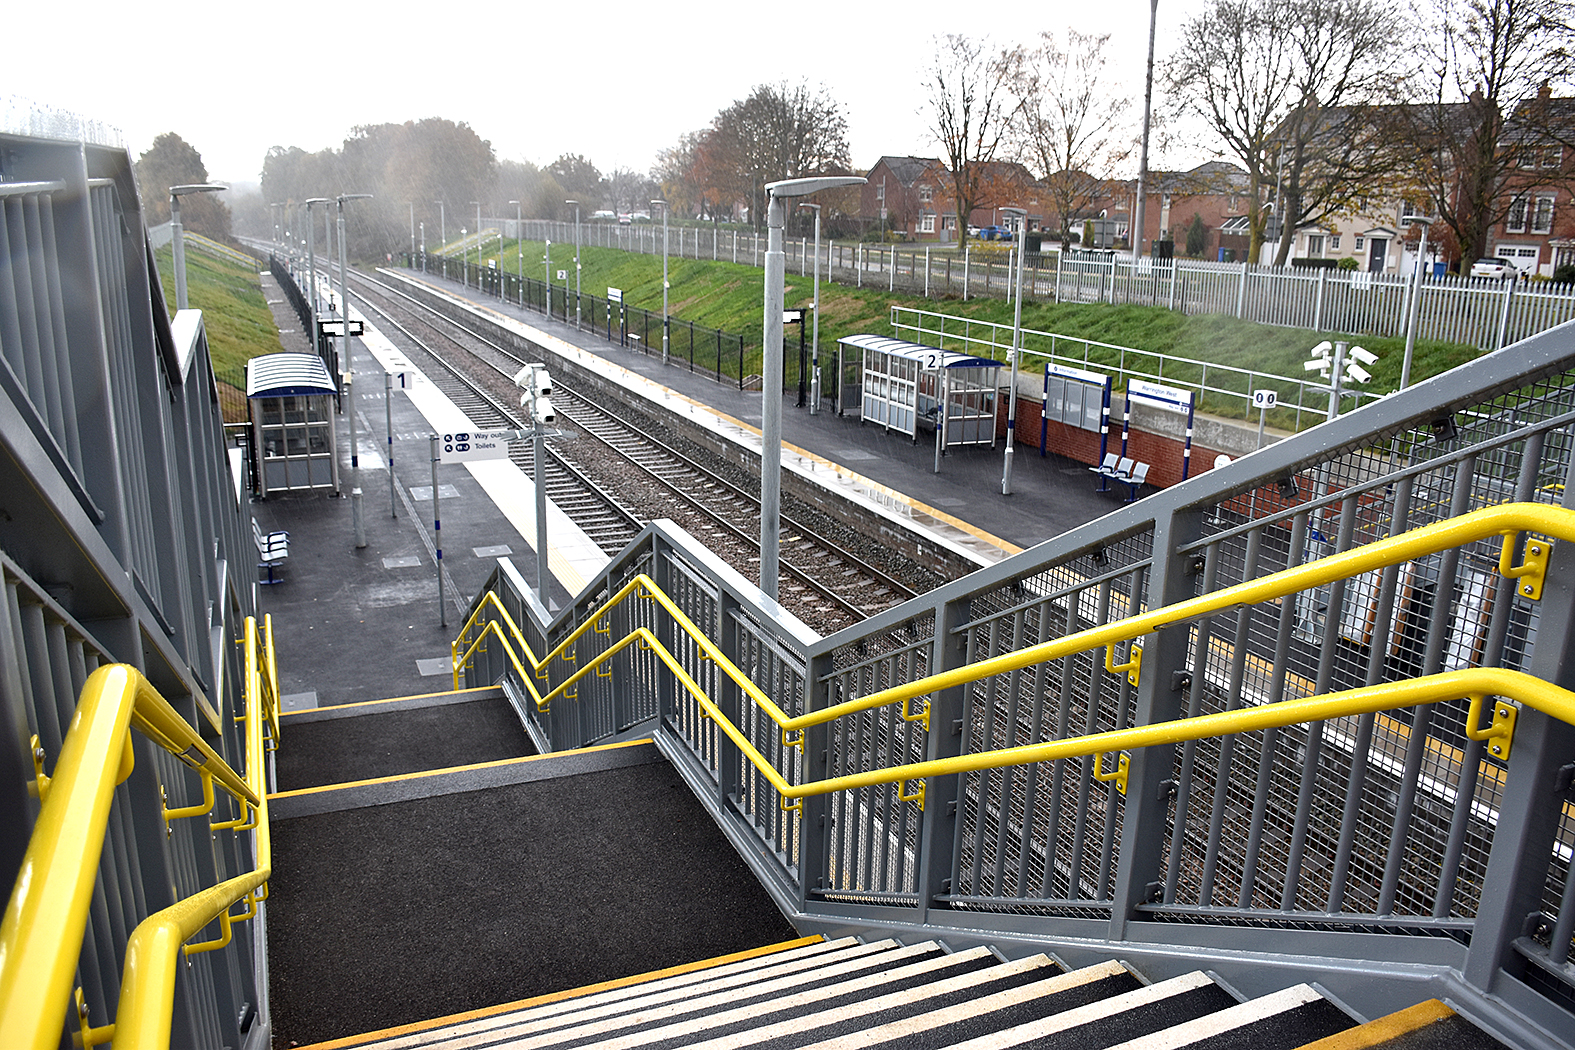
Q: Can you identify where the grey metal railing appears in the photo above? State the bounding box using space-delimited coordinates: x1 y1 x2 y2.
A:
465 308 1575 1049
1 134 263 1050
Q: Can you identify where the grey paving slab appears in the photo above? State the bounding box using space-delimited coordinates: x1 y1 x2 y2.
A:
406 484 461 500
280 691 319 712
381 555 423 569
415 657 454 677
472 544 512 557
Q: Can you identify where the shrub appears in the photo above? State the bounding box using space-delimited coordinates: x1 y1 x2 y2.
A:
1554 263 1575 285
1337 257 1359 271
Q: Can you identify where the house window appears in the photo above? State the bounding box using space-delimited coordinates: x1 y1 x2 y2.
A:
1330 234 1342 250
876 183 885 202
918 185 934 203
1354 235 1364 251
1533 195 1555 234
1543 144 1563 168
1507 197 1528 233
920 214 936 233
1306 234 1325 256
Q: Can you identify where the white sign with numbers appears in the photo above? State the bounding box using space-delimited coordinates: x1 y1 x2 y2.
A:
1252 389 1278 409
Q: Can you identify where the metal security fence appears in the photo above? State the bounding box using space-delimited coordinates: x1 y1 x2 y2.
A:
465 307 1575 1047
412 252 749 387
511 218 1575 353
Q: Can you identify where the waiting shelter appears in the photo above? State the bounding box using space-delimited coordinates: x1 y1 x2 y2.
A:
840 334 1001 448
245 352 340 496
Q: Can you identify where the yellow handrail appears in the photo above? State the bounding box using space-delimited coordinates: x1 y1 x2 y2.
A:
0 617 275 1050
113 615 274 1049
462 502 1575 810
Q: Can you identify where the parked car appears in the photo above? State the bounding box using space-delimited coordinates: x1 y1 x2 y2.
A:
978 225 1013 241
1470 256 1521 280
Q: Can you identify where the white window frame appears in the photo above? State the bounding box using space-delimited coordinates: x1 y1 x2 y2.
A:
918 185 934 204
1354 235 1365 251
920 214 936 233
1330 234 1342 251
1306 233 1324 256
1507 197 1528 233
1533 195 1555 234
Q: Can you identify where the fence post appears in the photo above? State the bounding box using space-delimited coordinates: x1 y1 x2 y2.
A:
857 244 863 288
798 647 837 911
964 245 971 301
1495 278 1517 350
1237 261 1249 319
1315 267 1327 330
925 246 931 297
1107 506 1205 939
913 595 972 925
890 246 897 292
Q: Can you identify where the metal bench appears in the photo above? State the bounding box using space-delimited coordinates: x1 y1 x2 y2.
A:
1119 461 1151 501
253 518 290 584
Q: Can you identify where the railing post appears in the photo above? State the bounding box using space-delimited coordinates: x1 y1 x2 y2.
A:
798 648 836 911
716 585 744 811
1108 507 1205 940
914 595 972 924
1463 505 1575 991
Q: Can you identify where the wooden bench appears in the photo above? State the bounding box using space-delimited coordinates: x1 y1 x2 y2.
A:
253 519 290 584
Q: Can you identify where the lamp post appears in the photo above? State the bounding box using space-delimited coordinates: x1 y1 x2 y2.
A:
302 198 331 359
1399 215 1434 390
796 202 824 414
1131 0 1159 262
761 175 866 600
419 221 425 272
169 183 226 309
434 201 446 279
337 192 374 549
472 201 483 288
1000 206 1028 494
566 199 582 326
652 199 669 364
510 200 523 306
409 202 415 260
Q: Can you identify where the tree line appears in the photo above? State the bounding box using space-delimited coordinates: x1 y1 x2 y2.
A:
149 0 1571 266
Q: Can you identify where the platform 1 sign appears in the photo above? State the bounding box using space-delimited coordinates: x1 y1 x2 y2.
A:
439 430 516 463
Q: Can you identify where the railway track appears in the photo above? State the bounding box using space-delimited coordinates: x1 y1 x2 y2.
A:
341 268 937 632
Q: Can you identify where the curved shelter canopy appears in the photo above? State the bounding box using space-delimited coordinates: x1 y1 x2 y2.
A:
245 353 340 496
246 352 338 398
839 334 1001 447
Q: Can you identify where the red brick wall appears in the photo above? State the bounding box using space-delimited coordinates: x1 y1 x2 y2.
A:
1000 400 1231 490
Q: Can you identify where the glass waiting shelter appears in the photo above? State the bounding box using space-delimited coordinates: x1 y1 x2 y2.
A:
841 334 1001 447
246 353 340 496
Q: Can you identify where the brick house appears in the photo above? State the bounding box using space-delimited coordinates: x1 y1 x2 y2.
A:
1133 162 1252 260
860 157 948 240
1486 86 1575 277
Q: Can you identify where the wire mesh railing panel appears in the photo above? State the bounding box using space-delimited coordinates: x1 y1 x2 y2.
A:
819 612 935 900
949 530 1154 912
733 613 806 864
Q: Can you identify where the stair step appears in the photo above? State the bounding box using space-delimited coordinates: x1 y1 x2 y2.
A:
804 969 1231 1050
585 945 1022 1050
1292 1000 1511 1050
1099 984 1353 1050
346 937 848 1050
684 957 1109 1050
425 940 941 1050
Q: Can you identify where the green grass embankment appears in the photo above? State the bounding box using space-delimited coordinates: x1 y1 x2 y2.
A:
154 244 284 421
458 238 1484 430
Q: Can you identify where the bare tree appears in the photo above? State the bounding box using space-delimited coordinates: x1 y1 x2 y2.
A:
1014 30 1132 243
1167 0 1295 262
706 81 851 227
1267 0 1407 264
925 35 1022 249
1393 0 1574 264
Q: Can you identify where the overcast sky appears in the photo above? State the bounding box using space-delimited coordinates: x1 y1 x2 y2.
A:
8 0 1210 190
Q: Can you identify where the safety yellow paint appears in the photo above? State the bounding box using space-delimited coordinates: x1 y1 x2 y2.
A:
1294 998 1457 1050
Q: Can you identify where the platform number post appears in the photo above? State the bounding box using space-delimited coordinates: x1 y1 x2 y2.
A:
514 364 557 606
430 435 444 628
1252 388 1277 450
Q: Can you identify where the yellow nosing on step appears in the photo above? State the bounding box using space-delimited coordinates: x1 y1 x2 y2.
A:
1294 999 1456 1050
278 685 497 717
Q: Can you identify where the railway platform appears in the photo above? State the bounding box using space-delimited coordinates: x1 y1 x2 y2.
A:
249 261 1124 710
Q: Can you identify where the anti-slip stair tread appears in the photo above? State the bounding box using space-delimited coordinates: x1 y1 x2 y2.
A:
472 938 909 1043
615 947 1026 1050
1100 985 1352 1050
1292 1000 1510 1050
675 955 1094 1050
800 970 1224 1050
274 695 534 790
427 941 946 1050
343 937 851 1050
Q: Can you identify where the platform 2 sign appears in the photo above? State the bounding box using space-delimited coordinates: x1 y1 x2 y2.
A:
439 430 516 463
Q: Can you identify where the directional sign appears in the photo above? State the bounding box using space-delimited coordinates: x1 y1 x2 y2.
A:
439 430 517 463
318 319 365 337
783 309 805 323
608 287 623 303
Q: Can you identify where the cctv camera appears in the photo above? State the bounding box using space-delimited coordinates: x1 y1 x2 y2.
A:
533 370 553 398
1345 362 1372 384
513 365 535 388
533 397 556 425
1349 347 1378 366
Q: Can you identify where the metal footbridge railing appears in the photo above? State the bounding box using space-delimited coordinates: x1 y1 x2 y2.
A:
456 316 1575 1050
